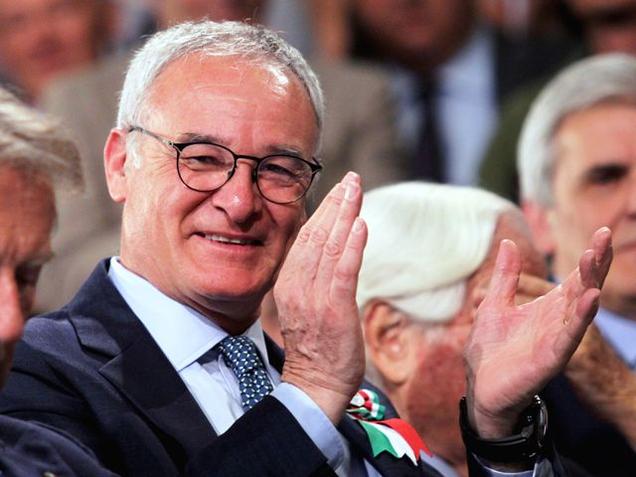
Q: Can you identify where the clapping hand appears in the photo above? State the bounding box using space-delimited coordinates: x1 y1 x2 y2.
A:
275 172 367 423
464 227 612 438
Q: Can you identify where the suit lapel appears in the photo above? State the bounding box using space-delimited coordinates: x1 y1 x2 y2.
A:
67 261 216 465
69 267 443 476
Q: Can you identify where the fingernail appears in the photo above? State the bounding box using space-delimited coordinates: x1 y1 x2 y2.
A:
345 181 358 200
343 171 360 184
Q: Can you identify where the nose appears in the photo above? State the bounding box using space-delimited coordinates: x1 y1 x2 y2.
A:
211 161 262 225
0 272 25 346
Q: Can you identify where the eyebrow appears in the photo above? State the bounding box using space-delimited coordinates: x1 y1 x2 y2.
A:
582 163 629 180
175 132 309 158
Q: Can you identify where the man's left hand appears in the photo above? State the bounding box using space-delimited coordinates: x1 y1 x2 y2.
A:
464 226 612 439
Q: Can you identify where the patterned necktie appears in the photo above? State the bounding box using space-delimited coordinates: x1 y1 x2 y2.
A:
217 335 274 411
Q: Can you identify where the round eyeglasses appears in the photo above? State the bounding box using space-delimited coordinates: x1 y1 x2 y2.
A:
128 126 322 205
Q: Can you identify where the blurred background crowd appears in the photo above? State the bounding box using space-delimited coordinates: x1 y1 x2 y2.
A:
2 1 636 475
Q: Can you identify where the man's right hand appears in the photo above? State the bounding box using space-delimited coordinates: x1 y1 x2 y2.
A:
275 172 368 423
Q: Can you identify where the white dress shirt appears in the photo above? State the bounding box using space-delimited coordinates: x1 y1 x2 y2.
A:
108 257 547 477
108 257 376 476
595 307 636 369
390 25 498 186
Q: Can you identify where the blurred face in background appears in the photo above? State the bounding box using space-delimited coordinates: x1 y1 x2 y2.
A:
568 0 636 56
0 166 55 385
0 0 112 101
158 0 267 26
352 0 475 71
542 102 636 315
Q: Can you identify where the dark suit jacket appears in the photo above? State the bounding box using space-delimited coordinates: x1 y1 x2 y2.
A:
0 260 440 476
542 374 636 477
0 415 117 477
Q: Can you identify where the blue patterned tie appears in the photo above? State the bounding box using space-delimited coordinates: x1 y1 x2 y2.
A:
217 335 274 411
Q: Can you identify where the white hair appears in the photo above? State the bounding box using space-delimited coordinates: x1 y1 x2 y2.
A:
0 87 82 190
358 182 515 323
117 21 324 145
518 53 636 207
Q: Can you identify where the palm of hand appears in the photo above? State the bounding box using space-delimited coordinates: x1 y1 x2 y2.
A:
465 228 612 436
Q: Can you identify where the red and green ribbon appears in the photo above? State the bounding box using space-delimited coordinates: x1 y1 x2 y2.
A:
346 389 433 465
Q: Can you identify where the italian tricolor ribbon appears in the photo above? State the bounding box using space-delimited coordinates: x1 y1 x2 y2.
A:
346 389 432 466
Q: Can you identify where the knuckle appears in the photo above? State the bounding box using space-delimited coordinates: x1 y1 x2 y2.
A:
324 239 342 258
334 265 354 283
326 190 344 207
310 226 329 245
296 227 312 244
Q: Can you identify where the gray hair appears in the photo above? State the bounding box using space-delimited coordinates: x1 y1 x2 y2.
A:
117 21 325 148
518 53 636 207
358 182 515 323
0 87 82 190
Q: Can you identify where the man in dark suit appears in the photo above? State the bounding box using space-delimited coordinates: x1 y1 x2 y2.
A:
348 0 574 186
0 20 613 476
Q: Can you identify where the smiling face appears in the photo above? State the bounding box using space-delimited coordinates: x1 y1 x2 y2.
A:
0 166 55 385
108 54 317 332
541 103 636 315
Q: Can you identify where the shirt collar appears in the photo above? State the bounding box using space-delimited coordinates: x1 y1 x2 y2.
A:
107 257 271 372
594 307 636 368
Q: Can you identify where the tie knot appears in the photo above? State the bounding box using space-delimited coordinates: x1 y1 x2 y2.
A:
217 335 261 376
216 335 273 410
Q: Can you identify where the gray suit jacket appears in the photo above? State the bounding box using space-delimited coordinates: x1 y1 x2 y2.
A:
36 51 405 311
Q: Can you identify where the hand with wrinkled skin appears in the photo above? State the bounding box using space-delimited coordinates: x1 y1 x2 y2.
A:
464 227 612 439
275 172 368 423
515 273 555 306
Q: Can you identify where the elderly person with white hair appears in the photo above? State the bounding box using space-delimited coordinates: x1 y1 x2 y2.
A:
518 53 636 476
0 87 118 475
358 182 550 477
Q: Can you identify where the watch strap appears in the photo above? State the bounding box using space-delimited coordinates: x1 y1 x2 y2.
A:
459 395 548 464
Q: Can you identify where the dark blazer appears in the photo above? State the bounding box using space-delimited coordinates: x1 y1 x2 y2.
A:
0 415 117 477
542 374 636 477
0 260 441 477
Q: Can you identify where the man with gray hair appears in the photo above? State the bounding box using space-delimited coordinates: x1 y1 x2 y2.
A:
518 53 636 475
0 87 118 475
0 20 612 476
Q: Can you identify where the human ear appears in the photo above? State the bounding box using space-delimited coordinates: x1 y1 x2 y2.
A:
522 200 556 256
363 301 417 387
104 128 130 204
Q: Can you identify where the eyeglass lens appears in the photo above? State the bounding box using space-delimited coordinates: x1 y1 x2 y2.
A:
177 143 314 204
